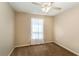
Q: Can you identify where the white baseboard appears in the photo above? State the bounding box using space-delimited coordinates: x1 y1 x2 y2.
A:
15 44 30 48
55 41 79 56
8 48 15 56
15 41 54 48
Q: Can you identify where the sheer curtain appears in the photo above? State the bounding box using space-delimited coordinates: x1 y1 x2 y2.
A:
31 18 44 45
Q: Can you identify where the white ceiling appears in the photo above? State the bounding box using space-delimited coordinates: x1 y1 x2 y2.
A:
9 2 79 16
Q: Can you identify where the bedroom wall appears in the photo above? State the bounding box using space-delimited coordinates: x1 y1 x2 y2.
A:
0 3 15 56
15 12 54 47
54 5 79 55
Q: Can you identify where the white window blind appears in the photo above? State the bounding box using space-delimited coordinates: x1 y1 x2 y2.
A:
31 18 43 40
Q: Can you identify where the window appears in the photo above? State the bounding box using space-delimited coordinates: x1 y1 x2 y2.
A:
31 18 43 40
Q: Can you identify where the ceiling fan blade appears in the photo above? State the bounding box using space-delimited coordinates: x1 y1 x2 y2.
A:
32 2 41 6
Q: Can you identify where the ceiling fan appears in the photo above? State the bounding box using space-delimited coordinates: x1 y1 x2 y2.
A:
32 2 61 13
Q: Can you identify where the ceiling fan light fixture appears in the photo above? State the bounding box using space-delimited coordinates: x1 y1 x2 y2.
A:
32 2 61 13
41 2 52 13
42 6 51 12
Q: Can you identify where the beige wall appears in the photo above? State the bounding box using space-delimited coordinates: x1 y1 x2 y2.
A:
1 2 79 56
54 5 79 55
15 13 54 47
0 3 15 55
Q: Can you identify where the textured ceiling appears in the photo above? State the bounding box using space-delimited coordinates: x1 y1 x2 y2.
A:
9 2 79 16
